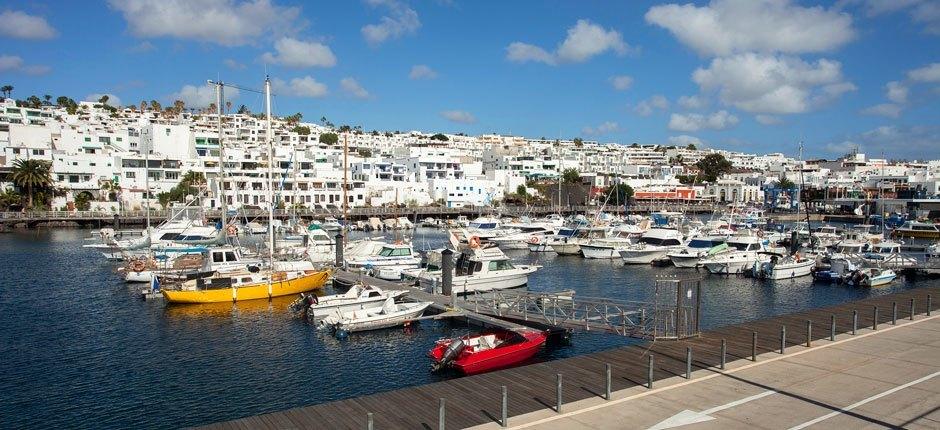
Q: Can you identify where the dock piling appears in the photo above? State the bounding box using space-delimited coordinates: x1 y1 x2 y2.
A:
439 398 445 430
852 310 858 334
334 233 344 267
720 339 726 370
647 355 654 388
555 374 563 413
874 306 879 330
892 301 897 325
604 364 611 400
928 294 932 316
780 326 786 354
441 249 454 305
501 386 508 428
910 298 915 321
806 320 812 347
685 347 692 379
751 332 757 361
367 413 373 430
830 315 836 341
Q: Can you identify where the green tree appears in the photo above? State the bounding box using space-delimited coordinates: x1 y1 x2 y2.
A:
686 143 697 150
516 184 528 196
694 153 732 183
26 95 42 108
97 94 110 105
319 132 339 145
11 159 53 209
573 137 584 147
776 176 796 190
43 94 51 105
0 85 12 98
172 99 185 115
0 188 22 210
157 171 206 208
292 125 311 135
237 104 250 114
357 148 373 157
562 168 581 184
430 133 449 141
149 100 161 111
338 124 352 133
629 143 639 148
602 183 634 204
74 192 92 211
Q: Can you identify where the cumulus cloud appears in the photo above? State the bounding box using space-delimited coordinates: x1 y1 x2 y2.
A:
827 125 940 159
860 103 902 118
361 0 420 46
668 110 739 132
0 10 57 39
582 121 620 136
886 81 908 104
261 37 337 68
692 53 855 114
272 76 328 98
908 62 940 82
340 77 370 99
0 55 50 75
85 93 123 106
609 75 633 90
633 95 669 116
677 95 707 109
224 58 246 69
170 84 239 107
755 114 783 125
645 0 855 57
409 64 437 80
668 135 705 147
506 19 632 65
108 0 301 46
441 110 476 124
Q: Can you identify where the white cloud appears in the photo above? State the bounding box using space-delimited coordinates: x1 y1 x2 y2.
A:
170 84 239 107
441 110 476 124
409 64 438 80
633 95 669 116
0 55 50 75
645 0 855 57
755 114 783 125
825 140 859 155
828 125 940 159
668 135 705 147
224 58 246 69
361 0 420 46
692 53 855 114
860 103 902 118
852 0 940 35
609 75 633 90
340 77 370 99
886 81 908 104
506 19 632 65
677 95 707 109
261 37 337 68
0 10 57 39
108 0 300 46
272 76 328 98
582 121 620 136
668 110 739 132
908 62 940 82
85 93 123 106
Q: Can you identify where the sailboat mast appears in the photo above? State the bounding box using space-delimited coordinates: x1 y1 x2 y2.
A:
143 122 150 230
265 77 274 267
343 133 349 233
216 82 227 228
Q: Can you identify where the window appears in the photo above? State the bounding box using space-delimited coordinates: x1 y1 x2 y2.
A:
213 252 225 263
224 252 237 262
488 260 515 271
125 171 136 178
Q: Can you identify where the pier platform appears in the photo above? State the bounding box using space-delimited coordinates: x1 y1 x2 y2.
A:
199 286 939 430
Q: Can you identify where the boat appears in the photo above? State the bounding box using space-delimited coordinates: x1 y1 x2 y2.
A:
289 284 408 322
490 226 556 250
580 225 645 259
417 245 539 294
345 242 422 280
319 217 343 231
892 221 940 239
701 234 769 274
619 228 685 264
428 329 547 375
530 226 578 252
667 235 728 268
755 253 816 280
847 268 897 287
547 227 608 256
161 269 330 304
320 297 432 332
861 241 918 268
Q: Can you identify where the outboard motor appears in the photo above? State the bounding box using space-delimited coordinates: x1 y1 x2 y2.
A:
432 339 466 371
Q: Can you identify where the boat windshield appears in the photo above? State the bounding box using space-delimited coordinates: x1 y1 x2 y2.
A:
688 239 721 248
728 241 753 251
378 247 411 257
487 260 515 271
640 237 682 246
470 222 498 229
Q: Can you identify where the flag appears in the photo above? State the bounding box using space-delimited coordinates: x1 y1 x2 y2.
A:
151 275 160 292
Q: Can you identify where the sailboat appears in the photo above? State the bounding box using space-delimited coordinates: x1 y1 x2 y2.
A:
163 76 330 304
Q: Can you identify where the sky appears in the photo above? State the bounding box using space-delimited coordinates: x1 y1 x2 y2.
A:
1 0 939 160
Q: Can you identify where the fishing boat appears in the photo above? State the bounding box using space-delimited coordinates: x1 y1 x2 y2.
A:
847 268 897 287
161 269 330 303
428 329 547 375
755 253 816 280
289 284 407 322
320 297 432 332
619 228 685 264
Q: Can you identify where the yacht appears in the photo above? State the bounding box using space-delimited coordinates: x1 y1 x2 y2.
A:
289 284 408 322
619 228 685 265
755 253 816 280
861 241 918 268
892 221 940 239
580 224 646 259
701 234 768 274
529 226 578 252
548 226 608 256
345 242 422 280
667 235 728 268
417 245 539 294
490 226 557 250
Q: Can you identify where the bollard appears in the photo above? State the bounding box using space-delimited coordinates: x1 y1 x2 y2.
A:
910 298 915 321
720 339 726 370
367 412 373 430
605 364 611 400
780 326 787 354
751 332 757 361
830 315 836 342
648 355 654 389
873 306 879 330
441 248 454 299
501 386 508 428
685 347 692 379
439 398 445 430
852 310 858 335
928 294 932 316
892 301 897 325
806 320 812 347
556 374 563 413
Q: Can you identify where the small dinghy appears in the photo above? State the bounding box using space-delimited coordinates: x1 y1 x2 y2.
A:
289 284 408 322
429 329 547 375
321 297 432 333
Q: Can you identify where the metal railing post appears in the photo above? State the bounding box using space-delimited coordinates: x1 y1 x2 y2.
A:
806 320 812 347
555 374 563 413
752 332 757 361
685 347 692 379
439 398 445 430
605 364 611 400
720 339 726 370
910 298 915 321
501 386 508 428
367 413 373 430
780 326 786 354
928 294 932 316
873 306 879 330
830 315 836 341
892 301 897 325
648 355 654 388
852 310 858 334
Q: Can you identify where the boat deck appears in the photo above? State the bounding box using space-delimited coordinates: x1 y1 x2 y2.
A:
199 285 939 430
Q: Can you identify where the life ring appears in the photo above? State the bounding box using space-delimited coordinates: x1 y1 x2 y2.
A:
528 236 540 244
226 224 238 236
756 230 764 238
468 236 481 249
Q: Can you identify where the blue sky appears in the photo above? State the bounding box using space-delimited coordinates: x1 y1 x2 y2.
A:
1 0 939 159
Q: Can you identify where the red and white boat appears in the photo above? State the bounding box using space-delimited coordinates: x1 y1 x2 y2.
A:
428 329 547 375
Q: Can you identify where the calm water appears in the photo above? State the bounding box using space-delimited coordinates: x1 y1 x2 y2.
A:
0 228 934 429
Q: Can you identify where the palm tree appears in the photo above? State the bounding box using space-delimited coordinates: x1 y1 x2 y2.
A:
1 85 13 98
43 94 52 105
10 159 52 209
225 101 232 113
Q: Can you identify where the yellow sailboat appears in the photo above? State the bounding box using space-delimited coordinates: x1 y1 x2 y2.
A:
162 269 330 304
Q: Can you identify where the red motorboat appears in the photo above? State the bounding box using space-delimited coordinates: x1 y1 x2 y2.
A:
428 329 547 375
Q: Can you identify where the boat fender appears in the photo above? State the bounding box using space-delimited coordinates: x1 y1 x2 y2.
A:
439 338 466 367
528 236 540 244
469 236 481 249
226 224 238 236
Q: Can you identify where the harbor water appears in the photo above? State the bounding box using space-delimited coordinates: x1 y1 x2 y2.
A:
0 228 934 429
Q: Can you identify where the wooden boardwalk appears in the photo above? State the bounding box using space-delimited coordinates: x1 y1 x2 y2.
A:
200 286 939 430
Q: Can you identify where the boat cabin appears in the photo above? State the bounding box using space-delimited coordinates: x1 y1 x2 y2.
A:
638 228 683 246
377 244 414 258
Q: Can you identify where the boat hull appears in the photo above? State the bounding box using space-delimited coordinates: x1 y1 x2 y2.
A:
668 254 701 268
162 270 330 303
763 260 815 280
580 244 621 259
549 242 581 255
620 248 669 265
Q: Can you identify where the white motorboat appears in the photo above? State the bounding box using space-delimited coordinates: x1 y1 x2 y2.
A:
321 297 432 332
319 217 343 231
548 227 608 256
418 245 539 294
245 221 267 235
667 235 728 268
345 242 422 280
490 226 556 250
847 268 897 287
290 284 408 322
580 225 645 259
756 253 816 280
702 234 769 274
619 228 685 264
861 241 918 268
